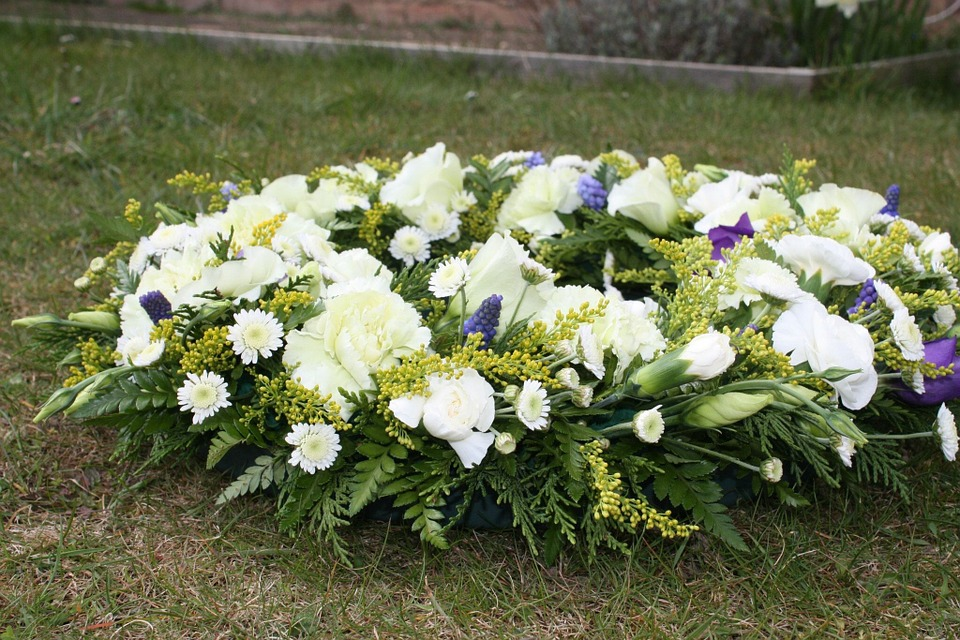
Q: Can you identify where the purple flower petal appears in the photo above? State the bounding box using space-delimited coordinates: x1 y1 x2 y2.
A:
708 212 754 262
897 337 960 406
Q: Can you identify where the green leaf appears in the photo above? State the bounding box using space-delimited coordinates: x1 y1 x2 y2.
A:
653 464 747 551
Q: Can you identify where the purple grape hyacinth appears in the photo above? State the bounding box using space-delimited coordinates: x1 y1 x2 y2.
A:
139 290 173 324
523 152 546 169
577 174 608 210
847 278 878 316
879 184 900 217
464 294 503 347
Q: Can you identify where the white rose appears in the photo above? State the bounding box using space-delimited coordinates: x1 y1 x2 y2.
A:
389 368 496 468
173 246 287 308
772 299 877 410
380 142 463 219
607 158 680 235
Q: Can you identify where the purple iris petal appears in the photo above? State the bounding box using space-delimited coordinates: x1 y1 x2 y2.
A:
707 212 755 262
896 337 960 406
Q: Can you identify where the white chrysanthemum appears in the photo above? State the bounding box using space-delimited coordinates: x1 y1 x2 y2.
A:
872 279 906 312
719 257 808 310
516 379 551 430
890 308 924 362
904 369 925 394
760 458 783 483
285 422 342 473
428 257 470 298
177 371 230 425
227 309 285 365
116 335 165 367
937 404 959 462
836 436 857 468
556 367 580 389
388 226 432 266
633 406 665 443
902 244 925 273
935 305 957 328
450 190 478 213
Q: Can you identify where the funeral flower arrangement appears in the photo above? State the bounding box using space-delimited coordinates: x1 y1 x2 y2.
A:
17 143 960 561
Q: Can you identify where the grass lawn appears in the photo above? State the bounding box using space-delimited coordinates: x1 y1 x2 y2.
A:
1 20 959 639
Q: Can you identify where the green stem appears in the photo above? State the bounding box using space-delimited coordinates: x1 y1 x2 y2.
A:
662 437 760 474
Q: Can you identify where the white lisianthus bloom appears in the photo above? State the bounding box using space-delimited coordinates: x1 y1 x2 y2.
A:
760 458 784 483
452 233 554 335
380 142 463 219
284 289 431 416
680 331 737 380
771 300 877 410
174 246 287 306
177 371 230 425
515 379 550 431
388 226 432 266
717 257 809 310
836 436 857 468
285 422 341 473
429 257 470 298
890 308 924 362
872 279 906 312
136 245 210 301
633 406 665 443
918 231 955 269
389 369 496 468
937 404 959 462
934 305 957 328
227 308 285 365
796 184 886 248
688 175 755 233
497 165 577 236
607 158 681 235
773 234 875 287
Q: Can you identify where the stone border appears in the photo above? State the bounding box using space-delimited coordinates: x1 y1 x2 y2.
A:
4 14 959 94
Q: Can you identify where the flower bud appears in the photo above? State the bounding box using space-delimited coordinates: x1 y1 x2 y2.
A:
74 276 91 291
572 385 593 408
67 311 120 332
494 432 517 455
760 458 783 483
683 392 772 428
553 340 575 360
89 257 107 273
632 406 665 443
503 384 521 403
626 331 735 397
556 367 580 389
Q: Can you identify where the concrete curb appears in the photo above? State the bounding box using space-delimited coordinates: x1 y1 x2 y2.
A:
4 14 959 94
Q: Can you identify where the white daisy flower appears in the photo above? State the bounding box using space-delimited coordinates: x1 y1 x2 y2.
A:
177 371 230 425
937 404 958 462
516 379 551 430
760 458 783 483
227 308 285 365
450 190 478 213
890 308 924 362
285 422 342 473
388 226 432 266
428 257 470 298
835 436 856 468
873 279 906 312
632 406 665 443
417 204 460 240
